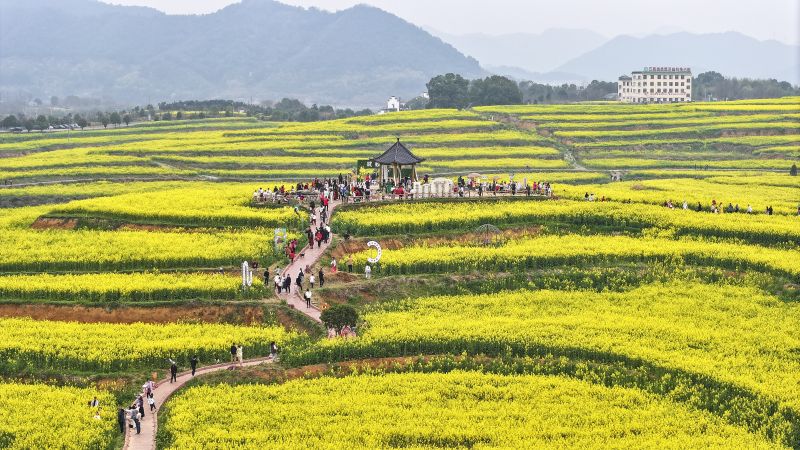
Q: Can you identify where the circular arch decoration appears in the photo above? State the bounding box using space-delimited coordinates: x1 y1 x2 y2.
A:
366 240 382 264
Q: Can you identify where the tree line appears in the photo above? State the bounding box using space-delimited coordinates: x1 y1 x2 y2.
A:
3 72 796 130
156 99 373 122
0 98 375 131
0 111 132 131
423 72 798 108
692 72 800 100
424 74 618 108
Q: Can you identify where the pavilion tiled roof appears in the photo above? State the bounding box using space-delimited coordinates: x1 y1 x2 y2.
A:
370 139 425 165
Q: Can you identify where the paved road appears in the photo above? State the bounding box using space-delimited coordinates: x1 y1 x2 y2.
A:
275 199 342 322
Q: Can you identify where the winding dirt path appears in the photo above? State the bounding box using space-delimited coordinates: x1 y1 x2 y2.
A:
123 357 274 450
123 201 339 449
121 192 541 449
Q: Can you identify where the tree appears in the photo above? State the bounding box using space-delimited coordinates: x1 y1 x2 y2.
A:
109 112 121 127
469 75 523 106
319 304 359 331
405 95 429 110
98 113 109 128
50 96 59 107
23 118 34 132
75 115 88 130
427 73 470 109
34 115 49 131
176 111 183 120
161 112 172 121
1 115 20 128
122 114 131 126
791 164 798 176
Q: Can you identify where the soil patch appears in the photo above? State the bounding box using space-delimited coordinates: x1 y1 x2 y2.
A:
31 217 78 230
332 238 404 259
32 216 184 232
0 304 265 324
331 227 541 259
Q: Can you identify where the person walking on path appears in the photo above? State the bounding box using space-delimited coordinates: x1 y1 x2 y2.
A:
309 273 315 289
274 273 282 294
315 229 323 248
330 258 337 273
190 355 198 376
236 345 243 367
129 406 141 435
365 265 372 279
269 341 279 359
295 271 304 291
137 395 145 419
304 288 312 308
230 343 237 362
283 275 291 293
347 255 354 273
117 408 127 434
145 380 154 397
306 227 315 249
318 268 325 288
148 393 156 412
169 360 178 383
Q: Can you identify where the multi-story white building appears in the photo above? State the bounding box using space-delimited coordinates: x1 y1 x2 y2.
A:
618 67 692 103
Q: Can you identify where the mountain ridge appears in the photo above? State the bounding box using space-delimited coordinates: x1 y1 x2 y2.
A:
0 0 483 107
554 31 800 83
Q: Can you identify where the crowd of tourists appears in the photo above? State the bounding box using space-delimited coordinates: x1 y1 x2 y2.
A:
253 173 555 205
116 380 156 435
581 191 793 216
662 199 788 215
455 175 554 198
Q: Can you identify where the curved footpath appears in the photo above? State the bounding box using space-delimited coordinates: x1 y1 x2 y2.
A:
123 357 274 450
275 199 342 322
124 200 338 449
123 192 545 449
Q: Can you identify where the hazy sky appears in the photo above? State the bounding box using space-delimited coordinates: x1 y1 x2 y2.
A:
102 0 799 45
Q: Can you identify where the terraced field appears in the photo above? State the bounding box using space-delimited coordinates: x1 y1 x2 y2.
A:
477 99 799 170
0 98 798 449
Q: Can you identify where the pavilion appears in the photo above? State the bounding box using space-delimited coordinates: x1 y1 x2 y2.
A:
369 138 425 184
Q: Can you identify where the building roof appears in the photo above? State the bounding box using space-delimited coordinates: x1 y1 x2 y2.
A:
370 138 425 165
618 75 631 80
632 68 692 74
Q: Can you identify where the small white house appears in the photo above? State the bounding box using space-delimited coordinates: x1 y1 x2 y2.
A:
387 96 401 112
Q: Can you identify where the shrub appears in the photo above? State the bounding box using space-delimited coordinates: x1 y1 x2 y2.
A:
320 304 359 330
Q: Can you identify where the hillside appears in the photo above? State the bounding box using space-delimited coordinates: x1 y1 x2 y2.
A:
554 31 800 83
0 0 483 107
430 28 608 74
